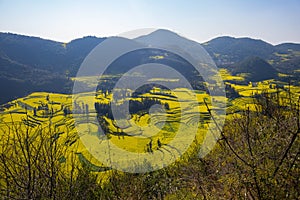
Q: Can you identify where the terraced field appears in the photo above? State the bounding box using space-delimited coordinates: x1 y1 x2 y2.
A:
1 70 300 174
0 85 220 173
221 68 300 114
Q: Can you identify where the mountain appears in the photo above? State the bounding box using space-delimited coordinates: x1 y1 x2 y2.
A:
0 33 105 75
0 32 105 104
63 36 106 75
0 33 65 67
272 43 300 73
136 32 300 75
275 43 300 53
202 36 300 72
202 36 274 66
1 31 300 104
132 29 210 80
231 56 277 82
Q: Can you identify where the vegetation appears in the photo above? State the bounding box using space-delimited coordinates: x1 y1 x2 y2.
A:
231 56 277 82
2 32 300 104
0 32 300 199
0 69 299 199
0 88 299 199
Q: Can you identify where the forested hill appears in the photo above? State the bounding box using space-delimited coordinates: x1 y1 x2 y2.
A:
0 33 105 104
0 32 105 75
202 36 300 71
231 56 277 82
1 32 300 104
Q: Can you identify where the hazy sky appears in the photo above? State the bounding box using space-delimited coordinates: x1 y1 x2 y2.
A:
0 0 299 44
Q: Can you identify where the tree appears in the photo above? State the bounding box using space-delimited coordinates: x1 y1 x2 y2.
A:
202 92 300 199
33 107 37 116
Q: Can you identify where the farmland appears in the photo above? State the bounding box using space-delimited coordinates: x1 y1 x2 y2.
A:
1 70 299 171
0 69 299 199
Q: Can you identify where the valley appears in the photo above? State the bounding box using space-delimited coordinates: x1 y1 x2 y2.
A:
0 31 299 199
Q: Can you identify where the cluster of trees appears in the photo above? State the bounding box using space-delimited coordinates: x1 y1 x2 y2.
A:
95 97 169 136
72 101 89 115
63 106 72 116
129 98 169 115
95 96 169 119
198 92 300 199
94 102 112 119
225 83 240 99
32 96 64 117
32 103 56 118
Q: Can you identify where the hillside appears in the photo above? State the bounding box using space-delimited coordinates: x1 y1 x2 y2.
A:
231 56 278 82
0 33 105 75
0 33 105 104
0 31 299 199
202 36 275 65
202 36 300 72
1 32 300 104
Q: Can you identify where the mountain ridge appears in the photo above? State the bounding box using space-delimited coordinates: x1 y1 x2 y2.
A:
2 31 299 46
1 31 300 104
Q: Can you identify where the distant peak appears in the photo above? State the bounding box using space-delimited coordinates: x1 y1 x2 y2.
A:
214 36 236 40
134 29 182 42
149 29 179 36
207 35 273 47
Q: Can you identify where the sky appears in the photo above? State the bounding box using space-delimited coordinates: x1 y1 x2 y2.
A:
0 0 299 45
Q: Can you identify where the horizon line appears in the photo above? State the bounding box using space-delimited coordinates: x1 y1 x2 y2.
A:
1 30 300 46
